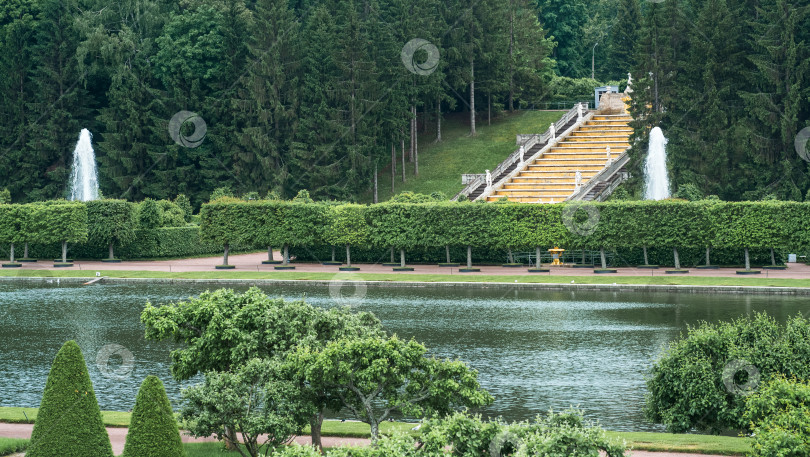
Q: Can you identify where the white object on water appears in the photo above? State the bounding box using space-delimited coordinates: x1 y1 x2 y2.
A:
644 127 671 200
68 129 100 202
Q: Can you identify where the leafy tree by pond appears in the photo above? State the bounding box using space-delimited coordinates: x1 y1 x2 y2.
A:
645 313 810 433
141 287 383 451
290 335 494 442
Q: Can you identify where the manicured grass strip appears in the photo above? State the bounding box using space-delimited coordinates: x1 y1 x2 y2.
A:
607 431 750 455
3 269 810 288
0 406 131 427
0 437 28 456
302 420 417 438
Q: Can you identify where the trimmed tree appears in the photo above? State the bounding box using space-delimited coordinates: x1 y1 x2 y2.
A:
325 204 369 269
30 202 88 264
86 200 136 261
26 341 113 457
122 376 187 457
0 204 23 264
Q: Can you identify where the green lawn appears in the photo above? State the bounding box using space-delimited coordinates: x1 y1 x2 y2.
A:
3 268 810 288
0 437 27 456
607 431 751 455
368 110 565 202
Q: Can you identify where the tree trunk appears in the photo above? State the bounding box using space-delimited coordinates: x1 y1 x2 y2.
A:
283 244 290 265
745 247 751 270
488 92 491 126
310 412 325 453
582 249 586 265
414 106 419 176
9 243 14 263
223 243 230 266
536 246 541 267
268 247 275 262
410 106 415 162
600 248 607 269
770 248 776 266
507 249 514 263
401 137 406 182
436 95 442 142
23 242 28 259
467 245 472 268
469 59 476 136
643 246 649 265
373 163 378 203
391 142 396 192
446 245 451 263
369 419 380 443
108 242 115 261
400 249 406 268
346 244 352 268
224 427 238 451
508 0 515 112
390 246 395 263
673 247 680 269
61 241 67 264
331 246 336 262
706 247 711 266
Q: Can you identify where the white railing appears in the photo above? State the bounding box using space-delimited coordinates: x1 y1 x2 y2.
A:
566 152 631 202
453 102 590 201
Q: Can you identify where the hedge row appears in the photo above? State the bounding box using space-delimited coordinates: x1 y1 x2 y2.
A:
0 227 252 260
200 200 810 253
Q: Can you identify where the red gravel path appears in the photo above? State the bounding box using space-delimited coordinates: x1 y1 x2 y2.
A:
0 422 735 457
7 251 810 280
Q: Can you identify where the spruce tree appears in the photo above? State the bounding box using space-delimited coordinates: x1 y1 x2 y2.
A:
606 0 641 81
122 376 187 457
27 341 113 457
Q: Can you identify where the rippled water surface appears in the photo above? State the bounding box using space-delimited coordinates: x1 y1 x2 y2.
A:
1 280 807 431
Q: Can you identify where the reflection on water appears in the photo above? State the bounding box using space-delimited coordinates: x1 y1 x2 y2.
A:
0 281 807 431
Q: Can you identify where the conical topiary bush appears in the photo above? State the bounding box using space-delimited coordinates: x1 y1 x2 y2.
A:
27 340 113 457
122 375 187 457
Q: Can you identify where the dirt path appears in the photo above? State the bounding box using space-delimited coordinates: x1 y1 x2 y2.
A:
0 422 735 457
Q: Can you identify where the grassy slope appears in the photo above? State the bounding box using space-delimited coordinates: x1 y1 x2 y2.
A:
0 407 750 455
3 268 810 288
367 110 565 202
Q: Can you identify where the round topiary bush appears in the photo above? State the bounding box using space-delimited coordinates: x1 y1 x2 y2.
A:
26 341 113 457
122 375 187 457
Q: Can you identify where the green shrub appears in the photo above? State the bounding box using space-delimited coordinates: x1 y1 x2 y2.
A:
0 188 10 204
645 313 810 433
673 183 704 201
122 376 186 457
158 200 186 227
26 341 113 457
138 199 162 229
744 377 810 457
174 194 193 222
209 187 234 201
292 189 314 203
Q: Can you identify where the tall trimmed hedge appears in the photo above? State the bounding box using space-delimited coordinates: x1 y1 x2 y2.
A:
198 200 810 263
27 341 113 457
86 200 136 260
122 376 187 457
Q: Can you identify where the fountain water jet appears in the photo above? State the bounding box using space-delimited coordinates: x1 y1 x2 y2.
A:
68 129 100 201
644 127 671 200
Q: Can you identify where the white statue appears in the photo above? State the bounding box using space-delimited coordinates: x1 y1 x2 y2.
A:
549 122 556 140
519 144 525 164
628 73 633 86
485 169 492 188
575 170 582 188
606 145 612 163
577 103 584 120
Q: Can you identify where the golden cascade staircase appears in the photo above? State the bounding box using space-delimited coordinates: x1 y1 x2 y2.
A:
486 113 633 202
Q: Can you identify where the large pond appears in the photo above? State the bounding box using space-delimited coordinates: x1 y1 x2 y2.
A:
0 280 807 431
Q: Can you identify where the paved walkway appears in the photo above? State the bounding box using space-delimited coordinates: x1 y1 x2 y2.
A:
6 251 810 280
0 423 733 456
